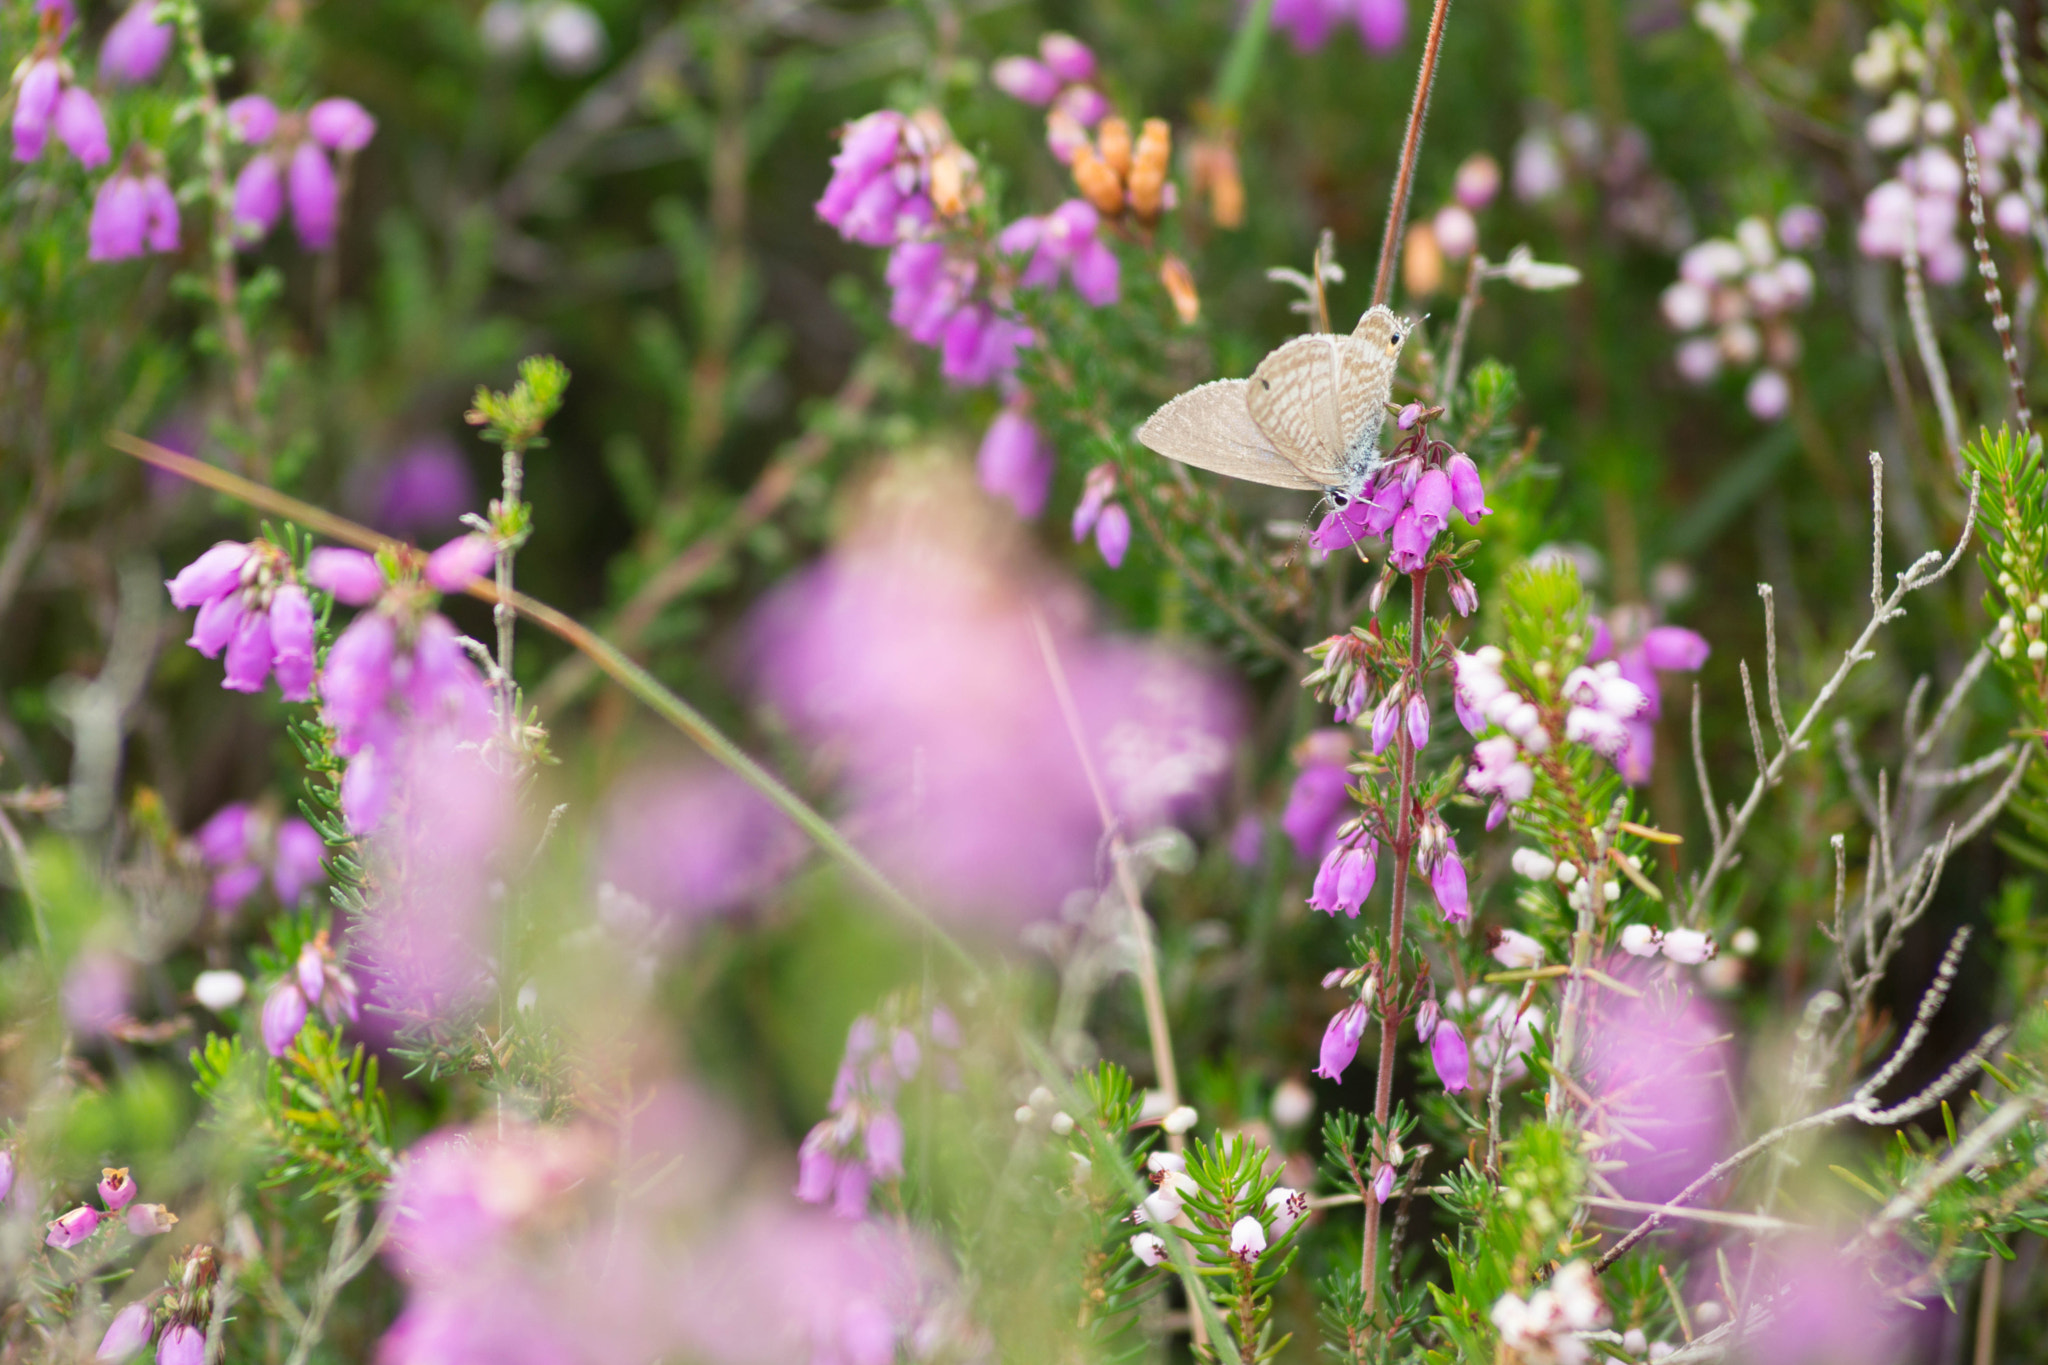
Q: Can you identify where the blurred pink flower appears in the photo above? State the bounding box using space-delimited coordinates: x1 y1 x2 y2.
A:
1580 976 1732 1206
361 438 478 535
747 500 1239 924
1730 1238 1928 1365
596 765 802 928
62 952 132 1037
1282 729 1354 860
1587 608 1710 784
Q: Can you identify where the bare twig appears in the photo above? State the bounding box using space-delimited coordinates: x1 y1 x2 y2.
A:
1965 136 2033 432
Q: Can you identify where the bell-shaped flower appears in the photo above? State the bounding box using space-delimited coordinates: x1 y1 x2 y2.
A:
976 408 1053 519
992 55 1060 104
97 1167 137 1211
307 97 377 153
425 534 496 593
260 979 310 1056
1388 504 1432 572
126 1202 177 1235
96 1301 154 1360
1265 1186 1307 1238
1371 1162 1396 1204
1405 693 1430 748
154 1323 205 1365
1313 1001 1369 1082
1619 923 1663 957
1129 1231 1168 1266
864 1109 905 1180
1370 692 1400 755
1229 1215 1267 1262
13 58 62 162
289 140 339 249
1093 503 1131 568
1428 845 1470 923
1410 468 1452 536
45 1204 102 1249
1430 1019 1471 1092
54 86 110 167
226 94 280 144
99 2 174 85
1446 453 1491 522
231 153 284 243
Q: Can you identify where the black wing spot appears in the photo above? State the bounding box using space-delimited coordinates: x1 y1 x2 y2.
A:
1259 379 1271 389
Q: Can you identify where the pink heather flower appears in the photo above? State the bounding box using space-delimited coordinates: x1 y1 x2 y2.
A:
1388 504 1431 571
1314 1001 1368 1081
1776 203 1824 250
91 170 178 261
223 607 275 692
1359 0 1405 50
1312 498 1372 552
126 1203 177 1235
817 111 907 242
100 3 175 85
225 94 280 144
1454 152 1502 209
1310 838 1376 917
96 1302 154 1360
1072 464 1114 542
306 547 386 604
1396 402 1424 430
232 153 284 243
991 56 1059 104
167 543 252 609
192 802 252 866
1370 692 1400 755
1446 453 1490 522
831 1160 871 1219
1370 1162 1395 1204
976 409 1053 519
0 1147 13 1203
154 1323 204 1365
46 1204 102 1249
307 97 377 153
1582 985 1731 1204
54 86 110 168
1405 693 1430 748
425 534 495 592
289 140 339 249
596 766 801 928
1053 82 1109 128
1428 846 1469 923
210 863 264 911
12 59 62 162
1362 478 1408 536
1094 503 1131 568
865 1110 905 1179
1038 32 1096 83
1282 732 1353 859
271 584 315 701
1429 1019 1470 1091
1746 367 1790 421
368 438 477 534
1433 203 1478 259
795 1128 838 1203
261 979 310 1056
1410 468 1452 535
98 1167 137 1211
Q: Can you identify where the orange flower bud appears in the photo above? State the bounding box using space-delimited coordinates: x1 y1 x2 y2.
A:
1403 220 1445 297
1097 117 1133 179
930 146 967 218
1073 144 1127 217
1127 118 1172 218
1191 136 1244 229
1160 255 1200 324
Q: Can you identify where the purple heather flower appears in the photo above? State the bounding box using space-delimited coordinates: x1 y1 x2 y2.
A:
13 58 62 162
1009 199 1119 306
271 584 316 701
261 979 310 1056
1371 1162 1395 1203
154 1323 204 1365
1359 0 1406 51
1370 692 1400 755
596 766 801 928
1641 624 1711 671
222 607 275 693
1273 0 1405 54
1312 499 1372 552
225 95 280 144
1429 1019 1470 1091
100 3 174 85
1281 733 1352 860
46 1204 102 1249
1310 838 1376 917
1053 83 1108 128
831 1160 871 1220
1094 503 1131 568
231 153 284 243
90 169 178 261
289 140 339 249
98 1167 137 1211
1410 468 1452 535
1388 504 1431 572
1314 1001 1368 1081
0 1148 13 1203
1072 464 1114 542
306 547 386 604
307 97 377 153
991 56 1060 104
1361 479 1407 536
976 409 1053 519
1428 846 1470 923
96 1301 154 1360
795 1129 838 1203
55 86 110 168
273 819 326 904
1037 32 1097 83
865 1110 905 1179
816 111 908 242
1581 985 1731 1204
211 863 263 912
425 534 495 592
1396 402 1424 430
1446 454 1489 522
367 439 477 534
193 802 252 866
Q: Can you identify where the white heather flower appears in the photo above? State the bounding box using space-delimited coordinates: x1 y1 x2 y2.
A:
1679 237 1745 285
1049 1111 1075 1135
1661 280 1711 331
1162 1105 1198 1135
1730 926 1759 956
1013 1105 1036 1123
1265 1186 1308 1237
1510 847 1557 881
1027 1085 1056 1111
1490 928 1546 970
1555 860 1579 885
1620 923 1664 957
1146 1151 1186 1176
1500 245 1582 291
1229 1215 1267 1261
1866 90 1921 148
1662 928 1718 964
1565 705 1630 757
1491 1259 1608 1364
1734 215 1776 266
1269 1077 1316 1129
1623 1328 1648 1355
1130 1232 1168 1266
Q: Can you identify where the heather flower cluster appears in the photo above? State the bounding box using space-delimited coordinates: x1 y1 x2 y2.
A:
258 932 361 1057
796 1008 956 1219
165 540 319 700
1311 404 1490 590
1402 151 1501 294
1490 1260 1608 1365
41 1162 179 1252
188 800 326 913
1660 209 1820 421
1269 0 1405 56
1853 23 2038 283
227 94 377 251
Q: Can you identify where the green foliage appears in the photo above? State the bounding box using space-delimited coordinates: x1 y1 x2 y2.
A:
466 354 572 455
1179 1130 1304 1362
192 1023 393 1202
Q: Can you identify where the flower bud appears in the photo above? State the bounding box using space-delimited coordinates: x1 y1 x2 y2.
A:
97 1302 154 1360
1619 923 1664 957
46 1204 102 1249
1371 693 1401 755
260 981 310 1058
1162 1105 1198 1135
991 56 1059 105
1314 1002 1368 1082
1038 32 1097 83
1406 693 1431 748
1430 1022 1471 1092
425 534 497 593
1510 848 1555 881
1371 1162 1396 1204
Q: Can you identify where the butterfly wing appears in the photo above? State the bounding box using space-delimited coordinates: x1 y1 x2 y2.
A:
1245 334 1352 486
1136 379 1328 491
1342 306 1408 459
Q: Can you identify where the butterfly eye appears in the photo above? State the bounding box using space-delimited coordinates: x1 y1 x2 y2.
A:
1390 333 1403 346
1331 490 1349 507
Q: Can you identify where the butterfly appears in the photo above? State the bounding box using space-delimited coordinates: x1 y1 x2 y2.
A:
1135 305 1409 507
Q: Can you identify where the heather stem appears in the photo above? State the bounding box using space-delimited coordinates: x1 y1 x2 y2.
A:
495 448 523 741
1361 568 1427 1310
172 2 260 431
1371 0 1455 308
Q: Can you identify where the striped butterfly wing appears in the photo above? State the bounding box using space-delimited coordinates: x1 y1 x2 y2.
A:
1135 378 1328 491
1244 334 1354 487
1341 305 1409 468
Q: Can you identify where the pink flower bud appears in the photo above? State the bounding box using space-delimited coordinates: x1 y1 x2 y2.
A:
1430 1021 1471 1092
1434 203 1478 260
155 1322 204 1365
231 153 283 244
98 1167 137 1211
100 3 174 85
305 547 385 604
307 97 377 153
1038 32 1097 83
225 95 279 144
977 410 1053 519
46 1204 102 1249
1396 401 1425 430
1371 1162 1396 1204
261 981 309 1057
1455 153 1502 209
166 543 253 609
1371 692 1400 755
1405 693 1430 748
96 1301 154 1360
1095 503 1131 568
1446 453 1490 522
1429 848 1470 924
992 56 1060 105
425 534 496 592
1314 1002 1368 1082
